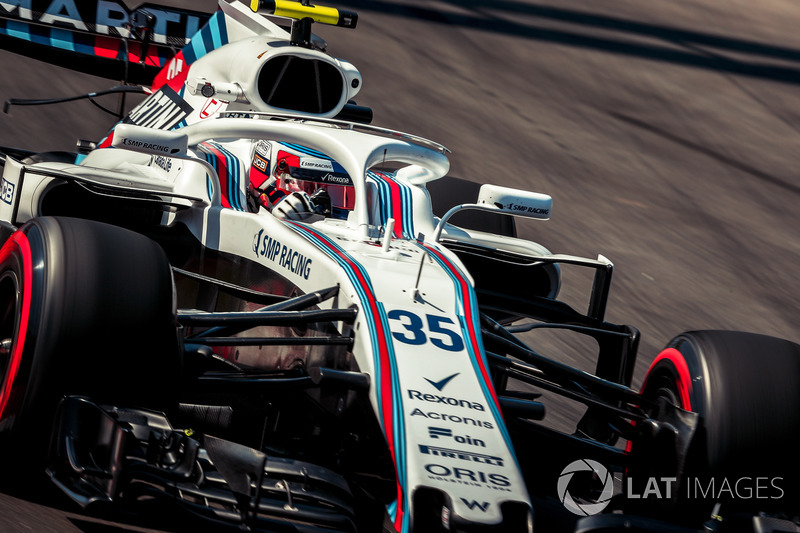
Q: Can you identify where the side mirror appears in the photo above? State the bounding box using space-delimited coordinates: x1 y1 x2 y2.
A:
111 123 188 157
476 184 552 220
433 184 552 241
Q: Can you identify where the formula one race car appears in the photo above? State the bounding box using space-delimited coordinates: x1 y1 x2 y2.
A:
0 1 798 532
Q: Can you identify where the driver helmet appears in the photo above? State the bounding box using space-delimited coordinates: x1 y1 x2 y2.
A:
275 149 354 219
250 140 354 219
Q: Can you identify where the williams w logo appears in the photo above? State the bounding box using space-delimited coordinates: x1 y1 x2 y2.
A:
460 498 490 512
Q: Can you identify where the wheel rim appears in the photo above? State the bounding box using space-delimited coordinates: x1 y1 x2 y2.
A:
0 269 20 422
641 348 693 411
643 373 684 410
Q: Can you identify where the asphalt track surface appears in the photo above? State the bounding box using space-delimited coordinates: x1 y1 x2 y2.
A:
1 0 800 530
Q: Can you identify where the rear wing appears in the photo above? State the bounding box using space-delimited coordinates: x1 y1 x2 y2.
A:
0 1 211 84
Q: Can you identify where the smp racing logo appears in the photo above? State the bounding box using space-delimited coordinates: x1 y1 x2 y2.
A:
253 229 312 280
504 203 550 216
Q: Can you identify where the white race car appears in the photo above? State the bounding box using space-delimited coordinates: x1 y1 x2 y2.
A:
0 1 797 532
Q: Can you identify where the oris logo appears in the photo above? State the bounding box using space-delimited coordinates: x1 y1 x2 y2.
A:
424 464 511 491
255 140 271 157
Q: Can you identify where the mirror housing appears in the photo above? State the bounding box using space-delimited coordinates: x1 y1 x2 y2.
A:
111 124 188 157
476 184 552 220
433 184 552 241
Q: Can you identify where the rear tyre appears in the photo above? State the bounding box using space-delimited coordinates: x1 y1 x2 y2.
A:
636 330 800 517
0 217 180 475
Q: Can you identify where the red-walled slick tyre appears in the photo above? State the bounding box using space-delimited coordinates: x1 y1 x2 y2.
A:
635 330 800 518
0 217 180 475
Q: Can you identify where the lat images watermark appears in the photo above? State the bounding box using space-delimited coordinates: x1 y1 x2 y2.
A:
557 459 786 516
627 475 785 501
557 459 614 516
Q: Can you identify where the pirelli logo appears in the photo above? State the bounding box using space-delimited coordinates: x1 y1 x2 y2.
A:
418 444 504 467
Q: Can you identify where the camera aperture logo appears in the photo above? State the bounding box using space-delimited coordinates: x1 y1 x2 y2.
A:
557 459 786 517
557 459 614 516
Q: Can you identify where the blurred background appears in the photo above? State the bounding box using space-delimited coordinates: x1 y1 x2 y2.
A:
0 0 799 528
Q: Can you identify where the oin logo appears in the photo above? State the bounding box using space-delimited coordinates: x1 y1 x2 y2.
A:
557 459 613 516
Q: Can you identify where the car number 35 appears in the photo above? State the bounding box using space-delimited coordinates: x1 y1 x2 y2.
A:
387 310 465 352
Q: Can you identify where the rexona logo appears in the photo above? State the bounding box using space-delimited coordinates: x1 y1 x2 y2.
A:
320 173 352 185
424 373 459 392
419 444 504 467
425 464 511 492
429 427 486 447
407 389 485 411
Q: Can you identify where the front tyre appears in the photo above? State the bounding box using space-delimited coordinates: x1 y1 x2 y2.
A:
0 217 180 471
637 330 800 517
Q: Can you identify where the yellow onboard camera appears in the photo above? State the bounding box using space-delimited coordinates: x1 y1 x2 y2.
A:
250 0 358 28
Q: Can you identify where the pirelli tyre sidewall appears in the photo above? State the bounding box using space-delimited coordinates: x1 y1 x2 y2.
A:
639 330 800 516
0 217 180 466
0 229 41 438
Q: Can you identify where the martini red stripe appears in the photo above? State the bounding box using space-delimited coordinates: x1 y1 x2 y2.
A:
387 177 404 238
425 245 502 411
286 222 405 527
